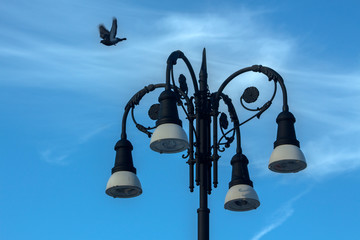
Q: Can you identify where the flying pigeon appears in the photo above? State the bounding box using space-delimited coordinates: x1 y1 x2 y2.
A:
99 18 126 46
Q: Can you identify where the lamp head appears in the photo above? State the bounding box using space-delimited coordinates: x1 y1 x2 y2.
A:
106 171 142 198
269 111 306 173
224 184 260 211
224 153 260 211
150 89 189 153
150 123 189 153
106 139 142 198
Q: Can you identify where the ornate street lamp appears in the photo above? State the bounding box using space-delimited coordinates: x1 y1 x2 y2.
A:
105 48 306 240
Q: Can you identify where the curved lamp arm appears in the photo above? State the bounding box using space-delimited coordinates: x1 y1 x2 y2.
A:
121 84 156 139
218 93 242 153
211 65 290 187
120 83 193 139
166 50 199 93
212 92 242 188
214 65 289 112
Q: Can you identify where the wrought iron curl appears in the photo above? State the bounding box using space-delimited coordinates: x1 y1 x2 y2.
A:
134 85 192 138
251 65 289 111
182 149 190 159
218 112 235 149
121 83 193 140
125 84 156 109
208 64 288 187
131 107 154 138
218 147 226 152
213 68 280 140
211 93 238 152
239 81 277 110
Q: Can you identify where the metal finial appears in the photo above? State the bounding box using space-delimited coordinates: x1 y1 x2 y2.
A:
199 48 208 91
200 48 207 78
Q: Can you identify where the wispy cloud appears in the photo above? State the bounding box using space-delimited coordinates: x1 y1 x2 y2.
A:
251 208 294 240
78 123 112 144
40 149 69 166
287 69 360 178
1 4 296 100
39 123 112 166
155 12 295 68
251 190 309 240
303 136 360 178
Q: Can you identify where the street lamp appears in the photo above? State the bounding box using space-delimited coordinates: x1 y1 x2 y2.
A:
105 48 306 240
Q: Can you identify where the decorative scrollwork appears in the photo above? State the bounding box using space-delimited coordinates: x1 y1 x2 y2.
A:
148 104 160 120
256 101 272 119
182 149 190 159
218 146 226 152
178 74 188 96
126 84 156 109
213 78 277 154
219 113 229 130
242 86 259 104
125 83 194 140
252 65 279 82
135 123 153 138
223 136 234 148
132 107 155 138
238 80 277 121
217 111 234 150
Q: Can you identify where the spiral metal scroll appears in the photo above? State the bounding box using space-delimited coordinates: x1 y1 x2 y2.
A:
212 94 237 153
213 66 282 151
210 65 286 189
120 83 193 140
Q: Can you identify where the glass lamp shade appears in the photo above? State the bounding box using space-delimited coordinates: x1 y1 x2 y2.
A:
224 184 260 211
269 144 306 173
105 171 142 198
150 123 189 153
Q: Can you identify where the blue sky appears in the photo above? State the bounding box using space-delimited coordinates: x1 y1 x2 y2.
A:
1 0 360 239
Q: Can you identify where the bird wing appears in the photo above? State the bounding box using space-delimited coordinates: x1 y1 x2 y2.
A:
99 25 110 39
110 17 117 39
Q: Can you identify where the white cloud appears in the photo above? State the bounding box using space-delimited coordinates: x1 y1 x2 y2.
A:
251 190 309 240
285 69 360 178
1 5 297 102
40 149 69 166
154 12 295 69
251 208 294 240
38 123 111 166
78 123 112 144
303 136 360 178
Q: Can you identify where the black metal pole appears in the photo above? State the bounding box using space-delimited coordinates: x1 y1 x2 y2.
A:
197 48 210 240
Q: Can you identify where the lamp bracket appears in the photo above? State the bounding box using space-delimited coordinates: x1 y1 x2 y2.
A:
123 83 194 139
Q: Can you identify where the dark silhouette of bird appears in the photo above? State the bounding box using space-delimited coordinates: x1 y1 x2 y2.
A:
99 18 126 46
178 74 188 95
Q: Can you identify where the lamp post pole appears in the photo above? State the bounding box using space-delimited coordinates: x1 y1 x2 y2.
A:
197 51 211 240
105 48 307 240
